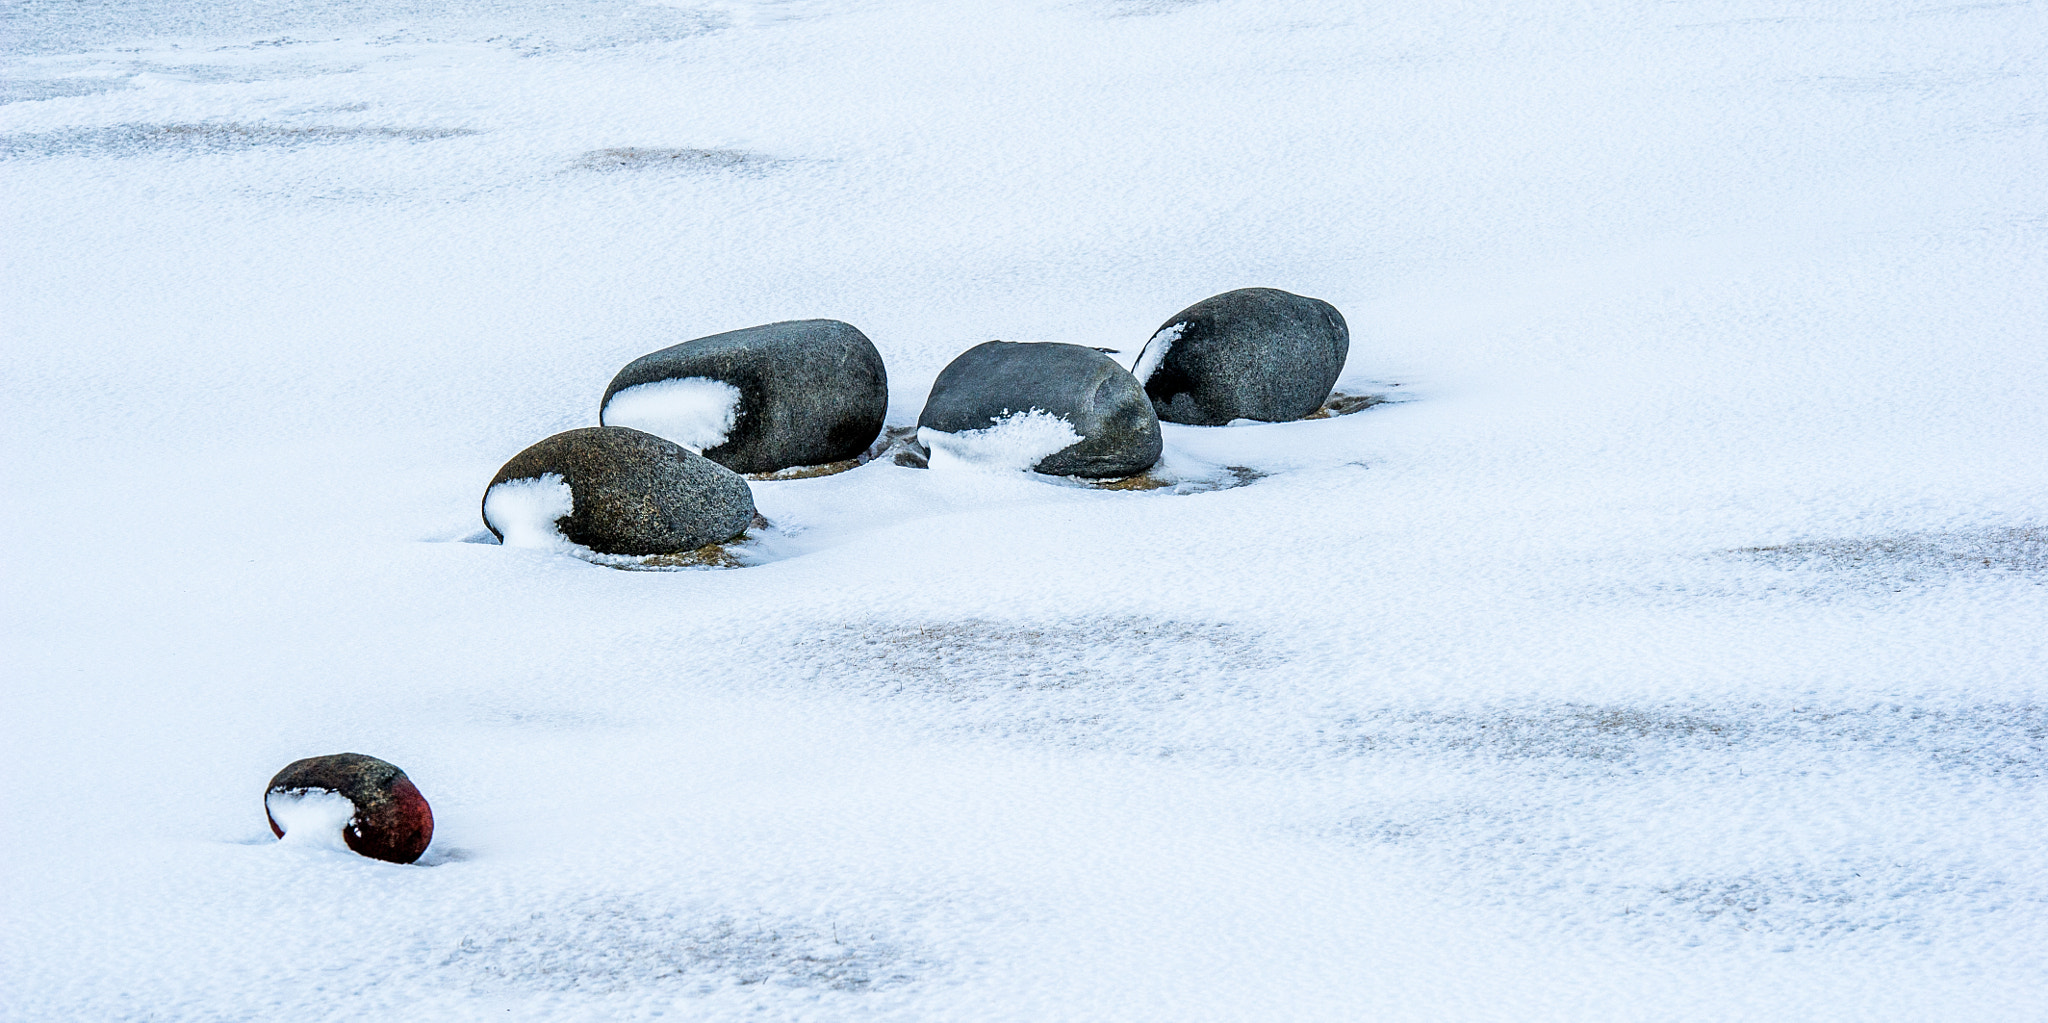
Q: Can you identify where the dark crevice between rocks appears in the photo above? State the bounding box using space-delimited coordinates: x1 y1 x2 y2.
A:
593 512 775 572
860 425 1267 493
1303 390 1392 418
747 458 863 481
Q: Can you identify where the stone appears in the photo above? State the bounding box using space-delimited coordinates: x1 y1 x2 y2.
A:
917 341 1162 478
1132 288 1349 425
600 319 888 475
265 753 434 864
482 427 756 557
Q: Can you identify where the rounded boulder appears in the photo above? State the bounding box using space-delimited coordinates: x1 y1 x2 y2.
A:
600 319 888 475
482 427 755 556
265 753 434 864
1132 288 1349 425
917 341 1162 478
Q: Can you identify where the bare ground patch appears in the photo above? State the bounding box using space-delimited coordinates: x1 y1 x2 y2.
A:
1733 526 2048 584
1326 701 2048 776
570 147 781 174
442 901 931 995
787 615 1279 754
0 122 478 159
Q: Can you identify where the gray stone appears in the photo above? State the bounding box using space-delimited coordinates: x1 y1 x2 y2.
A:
600 319 888 475
1133 288 1349 425
918 341 1162 478
482 427 755 556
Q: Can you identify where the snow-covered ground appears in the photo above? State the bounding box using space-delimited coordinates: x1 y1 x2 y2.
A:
4 0 2046 1018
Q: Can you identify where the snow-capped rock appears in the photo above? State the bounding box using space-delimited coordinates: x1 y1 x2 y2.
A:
600 320 888 475
482 427 755 556
264 753 434 865
1133 288 1348 425
917 341 1161 478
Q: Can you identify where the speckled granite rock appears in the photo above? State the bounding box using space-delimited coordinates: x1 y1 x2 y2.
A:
482 427 755 556
918 341 1161 477
601 319 888 474
1133 288 1348 425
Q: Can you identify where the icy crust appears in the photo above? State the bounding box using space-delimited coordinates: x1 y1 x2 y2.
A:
1131 323 1183 384
480 474 586 553
265 789 357 852
600 377 741 453
918 409 1084 473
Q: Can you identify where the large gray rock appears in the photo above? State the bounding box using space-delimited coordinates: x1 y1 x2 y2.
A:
917 341 1162 478
1132 288 1348 425
482 427 755 556
600 319 888 475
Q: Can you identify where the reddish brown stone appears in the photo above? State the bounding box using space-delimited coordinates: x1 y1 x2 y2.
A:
265 753 434 864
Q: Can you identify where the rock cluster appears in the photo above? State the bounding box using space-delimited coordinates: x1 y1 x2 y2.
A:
288 291 1362 861
479 291 1352 558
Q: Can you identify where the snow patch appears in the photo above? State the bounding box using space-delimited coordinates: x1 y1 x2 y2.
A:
482 474 580 552
602 376 741 452
266 789 357 852
1131 323 1182 384
918 409 1084 473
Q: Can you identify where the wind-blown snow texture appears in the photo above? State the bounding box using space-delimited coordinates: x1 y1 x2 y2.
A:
4 0 2046 1019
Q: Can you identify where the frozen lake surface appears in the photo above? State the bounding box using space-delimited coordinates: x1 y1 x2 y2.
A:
3 0 2045 1018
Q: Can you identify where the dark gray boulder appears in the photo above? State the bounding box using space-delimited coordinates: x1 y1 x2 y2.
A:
917 341 1162 478
482 427 755 556
600 319 888 475
1132 288 1348 425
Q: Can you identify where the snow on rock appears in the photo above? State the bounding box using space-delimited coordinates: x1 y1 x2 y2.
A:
264 789 357 852
1131 323 1181 385
480 473 583 553
918 409 1084 473
598 377 742 454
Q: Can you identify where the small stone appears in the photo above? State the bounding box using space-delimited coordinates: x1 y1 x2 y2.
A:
482 427 755 557
265 753 433 864
917 341 1162 478
601 319 888 475
1132 288 1349 425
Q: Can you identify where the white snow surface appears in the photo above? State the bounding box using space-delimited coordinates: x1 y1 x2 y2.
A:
918 409 1084 473
265 789 358 852
480 473 579 551
4 0 2048 1020
1131 322 1182 384
602 375 742 452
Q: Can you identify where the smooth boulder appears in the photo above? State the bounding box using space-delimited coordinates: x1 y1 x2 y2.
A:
918 341 1162 478
482 427 755 556
266 753 434 864
1132 288 1348 425
600 319 888 475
